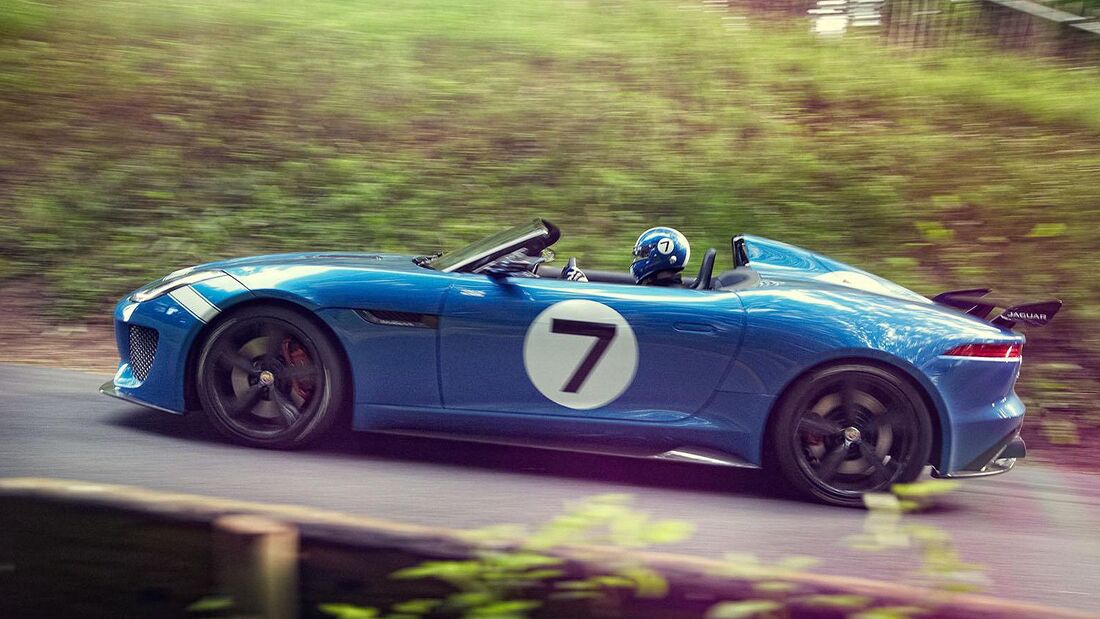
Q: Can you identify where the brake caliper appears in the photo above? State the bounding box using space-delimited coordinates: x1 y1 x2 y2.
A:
281 338 315 404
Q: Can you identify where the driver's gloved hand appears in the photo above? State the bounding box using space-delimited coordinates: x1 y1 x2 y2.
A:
561 257 588 282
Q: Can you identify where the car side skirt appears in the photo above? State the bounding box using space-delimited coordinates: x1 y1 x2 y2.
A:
353 402 765 468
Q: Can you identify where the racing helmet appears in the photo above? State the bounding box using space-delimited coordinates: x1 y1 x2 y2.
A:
631 227 690 283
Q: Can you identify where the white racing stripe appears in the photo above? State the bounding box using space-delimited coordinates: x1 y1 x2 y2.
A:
168 285 220 323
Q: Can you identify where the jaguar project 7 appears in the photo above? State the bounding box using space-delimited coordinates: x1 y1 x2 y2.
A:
101 219 1060 505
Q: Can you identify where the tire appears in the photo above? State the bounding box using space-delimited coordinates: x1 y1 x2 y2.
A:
195 305 347 449
768 363 933 507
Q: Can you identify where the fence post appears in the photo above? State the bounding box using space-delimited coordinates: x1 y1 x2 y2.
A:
214 514 300 619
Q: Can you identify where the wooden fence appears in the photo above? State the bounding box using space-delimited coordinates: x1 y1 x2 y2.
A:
722 0 1100 61
0 478 1094 619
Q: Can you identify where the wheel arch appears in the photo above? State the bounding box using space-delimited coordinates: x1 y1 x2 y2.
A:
760 354 948 470
182 296 354 413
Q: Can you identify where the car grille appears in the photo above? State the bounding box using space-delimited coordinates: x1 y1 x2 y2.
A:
128 325 159 381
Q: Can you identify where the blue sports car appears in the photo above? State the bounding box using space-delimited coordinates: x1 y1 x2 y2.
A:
101 218 1060 506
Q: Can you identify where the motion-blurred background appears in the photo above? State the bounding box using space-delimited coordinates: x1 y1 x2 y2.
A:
1 0 1097 461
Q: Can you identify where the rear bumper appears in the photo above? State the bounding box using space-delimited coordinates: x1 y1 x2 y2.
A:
932 433 1025 479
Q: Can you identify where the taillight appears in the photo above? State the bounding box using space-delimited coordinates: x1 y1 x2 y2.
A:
943 343 1022 360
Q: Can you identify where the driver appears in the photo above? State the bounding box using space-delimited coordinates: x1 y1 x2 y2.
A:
631 227 690 287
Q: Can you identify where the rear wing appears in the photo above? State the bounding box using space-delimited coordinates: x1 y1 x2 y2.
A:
932 288 1062 329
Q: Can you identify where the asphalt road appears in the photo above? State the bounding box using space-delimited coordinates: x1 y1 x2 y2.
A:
2 364 1098 612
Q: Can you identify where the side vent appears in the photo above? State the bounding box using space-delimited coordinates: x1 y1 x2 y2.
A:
357 309 439 329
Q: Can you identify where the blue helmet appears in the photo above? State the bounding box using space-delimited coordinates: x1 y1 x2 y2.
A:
630 227 690 283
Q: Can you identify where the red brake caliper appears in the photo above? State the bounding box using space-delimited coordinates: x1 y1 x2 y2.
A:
281 338 315 404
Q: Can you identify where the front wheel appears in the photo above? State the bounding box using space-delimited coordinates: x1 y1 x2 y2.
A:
768 364 933 507
196 306 347 449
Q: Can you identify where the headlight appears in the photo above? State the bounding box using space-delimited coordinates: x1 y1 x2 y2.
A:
132 269 221 302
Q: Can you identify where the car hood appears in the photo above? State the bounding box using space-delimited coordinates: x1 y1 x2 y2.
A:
740 234 931 305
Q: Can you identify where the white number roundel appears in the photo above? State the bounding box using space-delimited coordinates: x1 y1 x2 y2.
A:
523 300 638 410
656 238 674 254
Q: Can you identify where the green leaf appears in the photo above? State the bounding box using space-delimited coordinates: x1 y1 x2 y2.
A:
520 569 564 581
1037 362 1084 372
391 599 441 614
930 195 963 211
392 560 479 581
798 594 872 609
450 592 495 609
642 519 695 544
470 600 541 616
492 552 562 570
891 480 960 498
317 603 379 618
915 221 955 243
863 492 902 511
186 596 234 613
556 580 600 591
706 600 783 618
619 566 669 598
883 256 919 269
1026 223 1067 238
851 607 929 619
592 575 636 588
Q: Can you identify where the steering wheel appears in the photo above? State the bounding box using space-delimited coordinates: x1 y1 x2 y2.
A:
561 257 588 282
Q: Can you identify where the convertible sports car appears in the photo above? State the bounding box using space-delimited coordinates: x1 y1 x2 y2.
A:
101 218 1061 505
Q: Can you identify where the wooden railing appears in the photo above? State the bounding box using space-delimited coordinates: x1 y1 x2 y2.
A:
719 0 1100 60
1 478 1093 619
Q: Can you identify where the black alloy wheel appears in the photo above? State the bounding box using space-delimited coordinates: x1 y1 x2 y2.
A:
769 364 933 507
196 306 346 448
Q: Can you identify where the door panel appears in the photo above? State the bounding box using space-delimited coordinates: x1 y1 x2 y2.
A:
439 276 745 421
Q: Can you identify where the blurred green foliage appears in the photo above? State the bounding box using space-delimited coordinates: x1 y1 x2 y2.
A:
705 481 976 618
2 0 1100 323
313 489 973 618
321 494 693 618
852 481 987 597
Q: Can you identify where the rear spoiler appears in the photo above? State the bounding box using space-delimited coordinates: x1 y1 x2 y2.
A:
932 288 1062 329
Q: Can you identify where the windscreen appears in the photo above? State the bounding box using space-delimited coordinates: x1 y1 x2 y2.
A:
427 219 551 272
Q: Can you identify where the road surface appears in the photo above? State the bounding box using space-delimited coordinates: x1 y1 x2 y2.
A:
1 364 1098 612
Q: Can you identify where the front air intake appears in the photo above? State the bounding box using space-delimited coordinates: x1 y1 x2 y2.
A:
128 325 159 381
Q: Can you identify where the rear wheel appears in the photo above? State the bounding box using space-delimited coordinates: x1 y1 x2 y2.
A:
769 364 932 507
196 306 346 448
